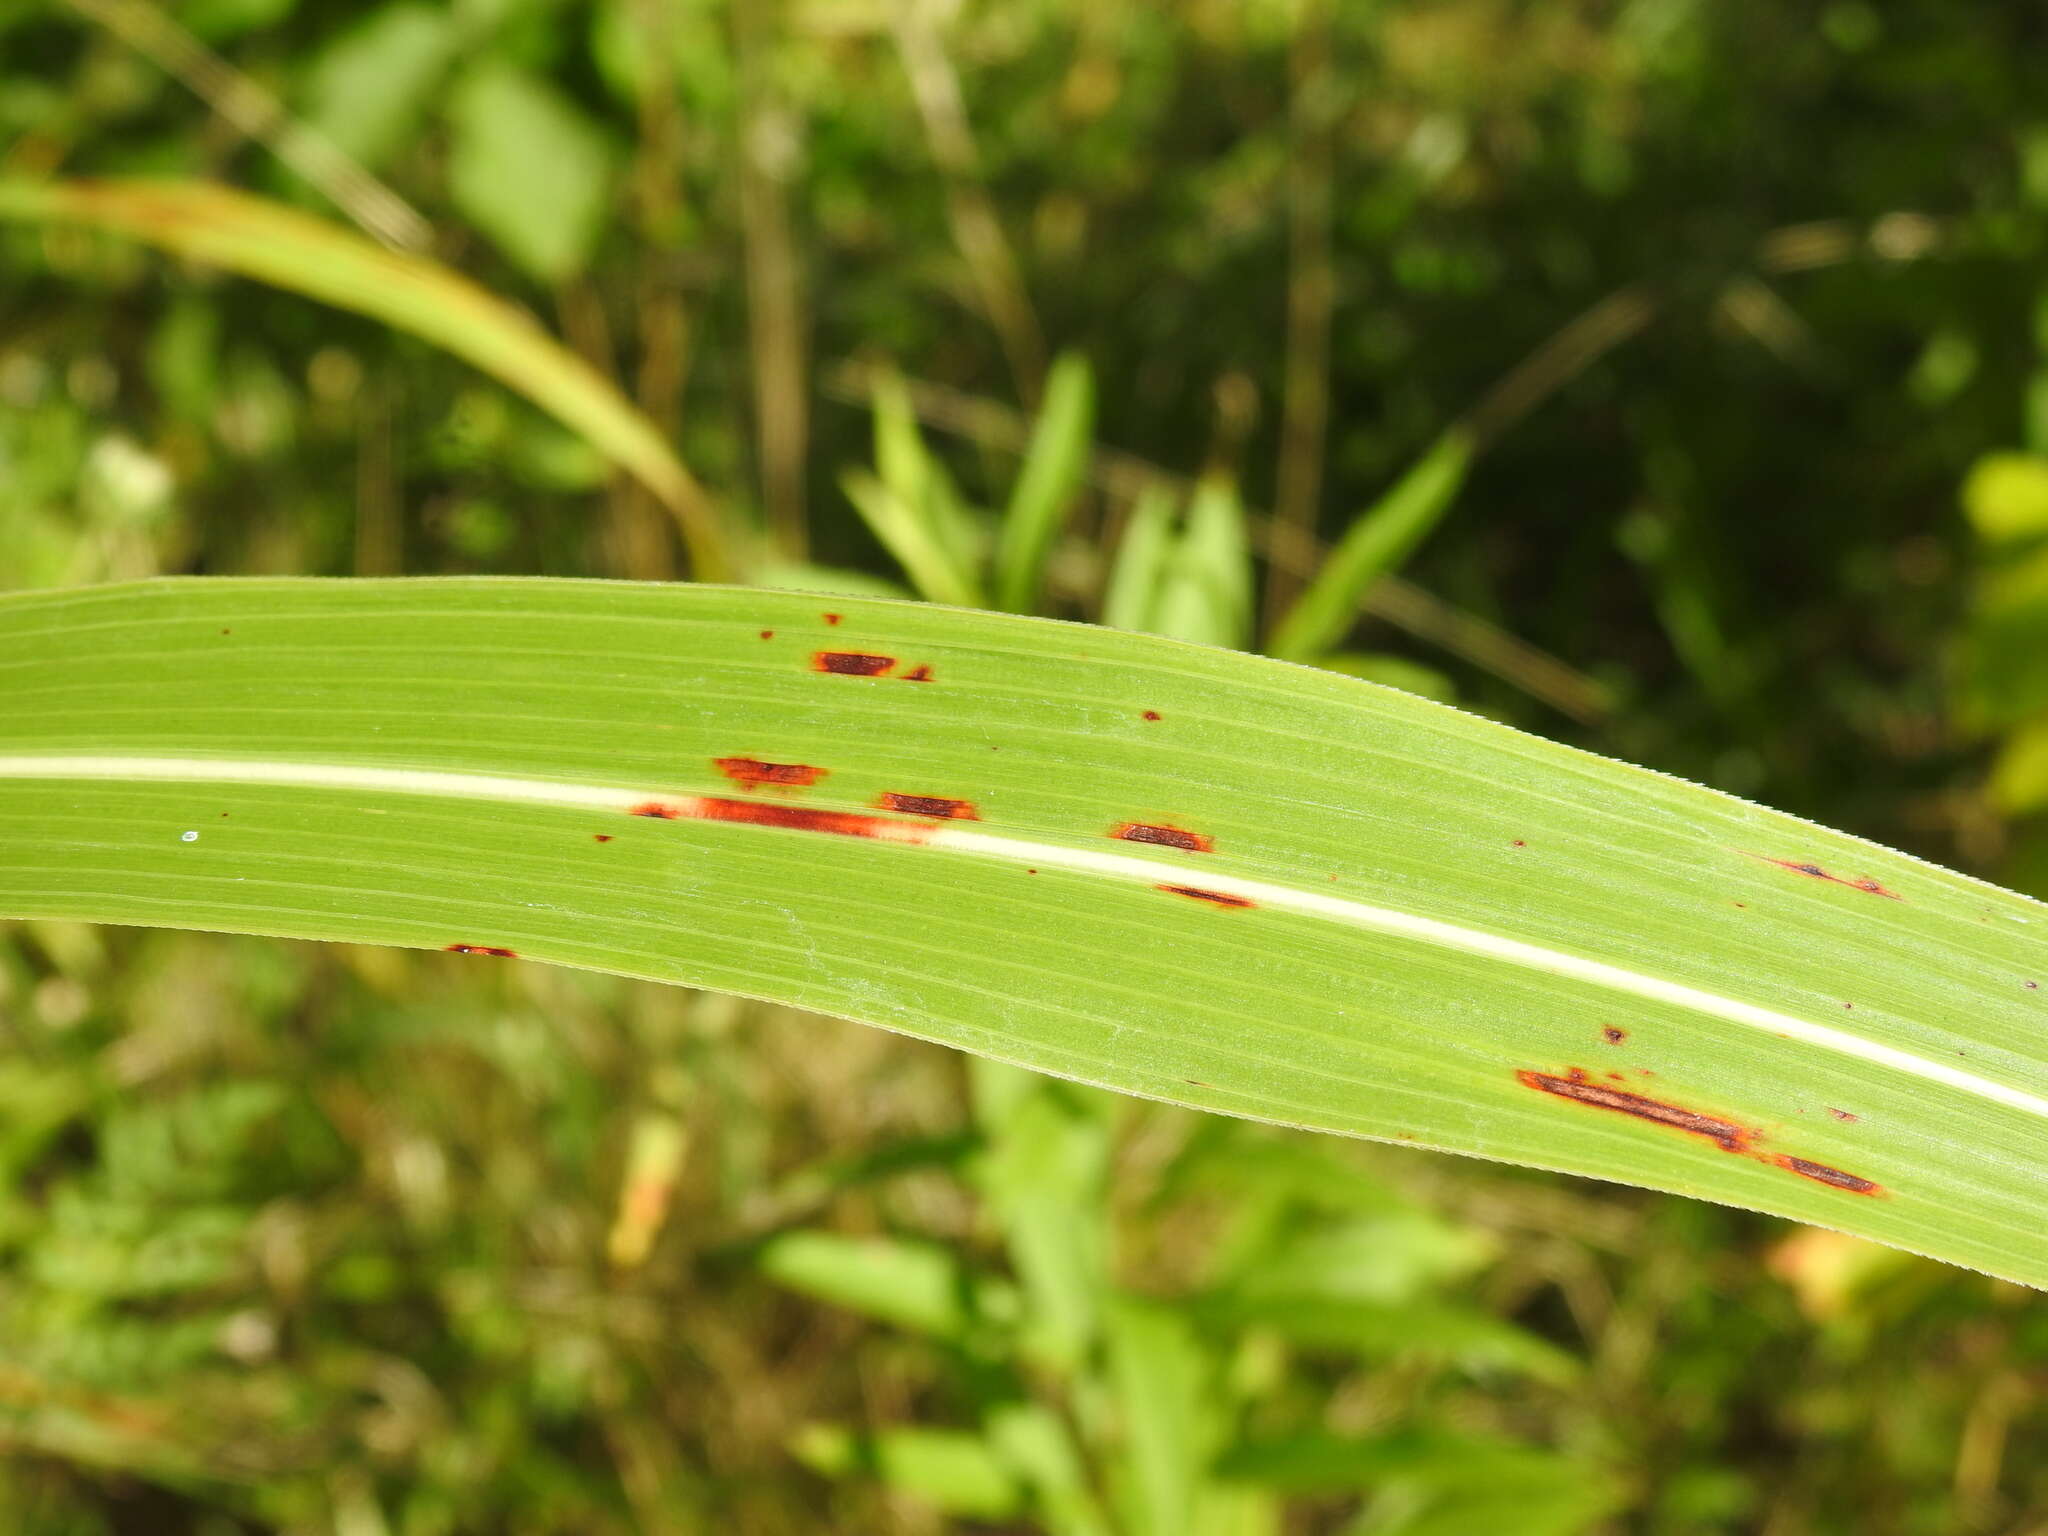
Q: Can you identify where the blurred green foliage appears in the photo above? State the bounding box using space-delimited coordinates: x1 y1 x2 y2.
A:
7 0 2048 1529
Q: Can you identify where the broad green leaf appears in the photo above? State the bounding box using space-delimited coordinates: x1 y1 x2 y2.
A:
1106 1298 1216 1536
446 63 618 286
5 579 2048 1286
1268 427 1475 662
994 353 1095 612
791 1423 1023 1519
0 180 728 578
301 2 456 169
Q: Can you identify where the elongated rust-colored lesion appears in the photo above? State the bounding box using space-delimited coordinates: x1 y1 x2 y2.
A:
714 757 827 791
1751 854 1902 900
1518 1069 1754 1153
694 798 931 841
877 792 979 820
1114 822 1214 853
814 651 895 677
1773 1154 1882 1194
447 944 517 958
1158 884 1254 909
1518 1067 1884 1196
629 800 686 819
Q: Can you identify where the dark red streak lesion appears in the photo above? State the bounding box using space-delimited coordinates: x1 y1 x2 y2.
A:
1517 1069 1754 1153
1754 854 1902 900
1773 1155 1882 1194
714 756 828 790
694 798 931 841
877 792 979 820
629 801 685 819
1517 1067 1883 1196
1114 822 1214 853
446 944 517 958
814 651 895 677
902 664 934 682
1157 884 1254 908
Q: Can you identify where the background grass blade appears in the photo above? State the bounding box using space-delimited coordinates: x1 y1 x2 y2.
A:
0 178 730 578
3 578 2048 1287
994 353 1095 612
1267 427 1475 662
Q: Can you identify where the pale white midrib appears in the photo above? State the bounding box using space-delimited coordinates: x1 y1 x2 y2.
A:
7 752 2046 1124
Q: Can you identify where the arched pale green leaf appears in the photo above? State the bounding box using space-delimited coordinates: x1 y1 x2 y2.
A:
3 578 2047 1286
0 179 728 578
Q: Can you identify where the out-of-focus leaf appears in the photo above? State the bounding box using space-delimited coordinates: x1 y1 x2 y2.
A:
743 561 915 600
756 1229 1017 1341
985 1401 1114 1536
1215 1429 1590 1496
871 370 986 581
1107 1298 1218 1536
995 352 1095 612
301 2 455 168
1963 453 2048 547
969 1063 1111 1371
791 1422 1023 1519
1192 1294 1579 1384
1102 483 1177 633
841 469 983 608
1153 476 1253 650
446 63 618 285
1268 427 1475 662
1988 717 2048 815
0 179 728 576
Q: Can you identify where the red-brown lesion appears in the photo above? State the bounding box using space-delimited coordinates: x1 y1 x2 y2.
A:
876 792 979 820
1113 822 1214 853
1516 1067 1883 1196
713 757 827 791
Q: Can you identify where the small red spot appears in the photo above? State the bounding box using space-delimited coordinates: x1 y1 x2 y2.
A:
1026 868 1037 874
629 800 685 819
714 756 827 791
1142 710 1162 722
1158 884 1254 908
1754 855 1901 900
815 651 895 677
1602 1026 1627 1045
823 612 842 625
902 664 935 682
759 629 774 640
594 834 614 843
695 797 929 841
446 944 517 958
1773 1154 1882 1195
2027 981 2040 990
219 628 231 636
1113 822 1214 853
877 792 978 820
1512 839 1527 848
1828 1107 1858 1122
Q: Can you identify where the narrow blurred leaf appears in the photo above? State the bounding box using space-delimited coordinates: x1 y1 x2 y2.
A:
840 470 983 608
970 1071 1111 1371
1216 1430 1593 1497
1107 1298 1217 1536
792 1423 1023 1519
1193 1294 1579 1385
0 179 727 575
1268 427 1475 661
995 352 1095 612
871 370 986 579
1102 483 1177 633
1154 476 1253 650
446 63 617 285
756 1229 1016 1341
985 1401 1115 1536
